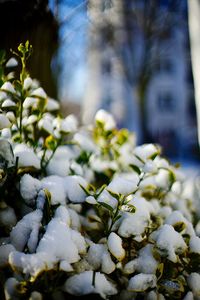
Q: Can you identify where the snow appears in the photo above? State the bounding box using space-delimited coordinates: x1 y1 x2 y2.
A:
183 292 194 300
68 208 81 230
38 118 54 135
23 97 36 109
41 176 66 205
63 271 117 298
71 229 87 254
101 250 116 274
59 260 73 272
46 98 59 111
0 206 17 229
10 209 43 253
2 99 16 108
1 82 16 94
27 115 38 125
54 205 71 226
9 206 86 277
20 174 41 205
165 210 195 237
128 273 157 292
95 109 116 131
189 236 200 254
107 232 125 261
35 175 86 206
6 57 18 68
9 251 56 277
97 189 118 209
64 175 88 203
124 244 158 275
118 197 153 240
29 291 42 300
73 132 97 153
0 114 11 129
0 139 14 167
187 273 200 296
86 243 105 269
60 114 78 133
0 244 16 267
36 211 84 264
1 128 11 139
134 144 158 164
45 146 73 176
23 77 33 90
31 87 47 98
107 173 139 195
89 155 118 173
150 224 187 263
14 144 41 169
6 111 15 123
4 277 19 300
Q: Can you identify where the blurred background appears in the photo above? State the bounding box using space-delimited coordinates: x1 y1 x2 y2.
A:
0 0 199 164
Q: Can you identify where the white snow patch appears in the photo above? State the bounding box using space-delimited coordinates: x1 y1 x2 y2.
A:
95 109 116 131
63 271 117 298
0 244 16 267
20 174 41 205
187 273 200 296
189 236 200 254
107 173 139 195
128 273 157 292
10 209 42 253
150 224 187 262
0 114 11 129
107 232 125 261
14 144 40 169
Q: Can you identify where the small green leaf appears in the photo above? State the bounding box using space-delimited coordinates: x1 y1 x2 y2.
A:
79 184 91 197
128 204 136 213
107 189 120 201
148 152 159 160
173 222 186 233
113 214 122 222
98 201 114 212
156 263 164 280
130 164 141 175
96 184 106 197
168 170 176 186
134 154 145 164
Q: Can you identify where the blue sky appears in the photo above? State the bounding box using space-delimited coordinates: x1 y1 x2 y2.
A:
49 0 88 103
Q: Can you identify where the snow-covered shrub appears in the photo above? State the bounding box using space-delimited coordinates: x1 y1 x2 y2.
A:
0 42 199 300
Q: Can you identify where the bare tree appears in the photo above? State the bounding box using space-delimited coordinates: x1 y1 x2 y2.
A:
82 0 186 143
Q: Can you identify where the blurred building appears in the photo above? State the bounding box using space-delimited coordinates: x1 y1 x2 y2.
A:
146 26 197 158
82 0 198 159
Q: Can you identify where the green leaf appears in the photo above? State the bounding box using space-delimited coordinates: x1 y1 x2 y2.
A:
134 154 145 164
79 184 91 197
127 204 136 213
168 170 176 186
156 263 164 280
113 214 122 222
173 221 186 233
148 152 159 160
130 164 141 175
98 201 114 212
107 189 120 201
96 184 106 197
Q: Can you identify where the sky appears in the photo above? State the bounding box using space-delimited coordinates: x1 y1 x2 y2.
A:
49 0 88 103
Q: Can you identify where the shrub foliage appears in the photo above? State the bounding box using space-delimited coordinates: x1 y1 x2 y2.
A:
0 43 200 300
